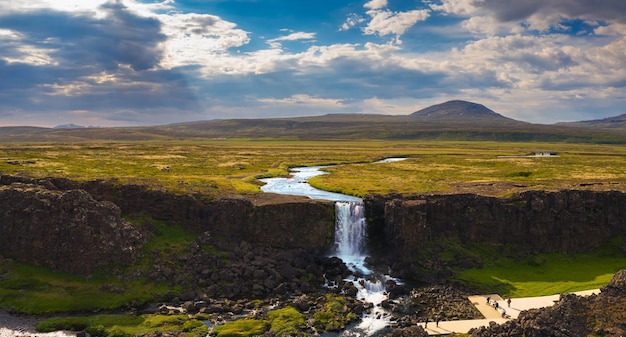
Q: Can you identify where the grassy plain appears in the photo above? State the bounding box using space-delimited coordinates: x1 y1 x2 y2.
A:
1 140 626 198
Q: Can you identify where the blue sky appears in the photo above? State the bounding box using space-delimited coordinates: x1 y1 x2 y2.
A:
0 0 625 127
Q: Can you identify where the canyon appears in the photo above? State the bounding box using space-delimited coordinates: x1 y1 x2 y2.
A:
2 174 625 280
1 174 626 335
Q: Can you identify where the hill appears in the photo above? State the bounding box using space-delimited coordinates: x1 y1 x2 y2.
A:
410 100 513 120
557 113 626 130
0 100 625 143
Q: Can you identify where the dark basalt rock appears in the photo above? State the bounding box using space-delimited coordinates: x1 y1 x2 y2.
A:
365 190 626 280
0 182 144 274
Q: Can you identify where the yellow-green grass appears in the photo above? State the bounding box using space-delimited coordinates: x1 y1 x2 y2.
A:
455 239 626 297
1 140 625 198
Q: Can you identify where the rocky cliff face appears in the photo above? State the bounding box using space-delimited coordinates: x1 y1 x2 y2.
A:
2 174 625 280
366 190 626 262
75 179 336 250
0 181 144 274
0 175 335 275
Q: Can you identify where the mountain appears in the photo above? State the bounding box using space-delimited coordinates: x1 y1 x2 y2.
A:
411 100 513 120
0 100 625 143
557 113 626 130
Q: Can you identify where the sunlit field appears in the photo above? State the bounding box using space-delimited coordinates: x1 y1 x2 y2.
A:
1 140 625 198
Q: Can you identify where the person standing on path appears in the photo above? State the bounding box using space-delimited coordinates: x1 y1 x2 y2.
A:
436 316 440 327
507 297 511 307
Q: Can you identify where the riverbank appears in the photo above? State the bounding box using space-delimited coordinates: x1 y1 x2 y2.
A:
0 311 74 337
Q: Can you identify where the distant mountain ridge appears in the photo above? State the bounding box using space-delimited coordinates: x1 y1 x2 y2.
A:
0 100 625 143
557 113 626 129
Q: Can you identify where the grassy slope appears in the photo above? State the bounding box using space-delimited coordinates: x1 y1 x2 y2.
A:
0 217 195 314
455 239 626 297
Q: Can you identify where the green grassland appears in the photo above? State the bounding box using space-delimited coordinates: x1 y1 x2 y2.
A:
0 139 625 327
1 140 625 198
455 238 626 297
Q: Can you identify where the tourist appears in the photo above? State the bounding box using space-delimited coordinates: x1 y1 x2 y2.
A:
507 297 511 307
436 316 440 327
486 296 490 304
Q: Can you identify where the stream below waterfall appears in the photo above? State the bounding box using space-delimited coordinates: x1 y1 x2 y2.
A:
260 159 405 336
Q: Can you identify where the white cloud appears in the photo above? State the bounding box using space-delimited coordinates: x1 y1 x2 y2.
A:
364 9 430 38
429 0 480 17
157 12 250 68
265 31 316 48
340 13 366 31
258 94 344 107
364 0 388 10
360 97 422 115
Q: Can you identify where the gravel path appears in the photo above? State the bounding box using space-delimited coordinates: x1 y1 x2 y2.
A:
0 311 75 337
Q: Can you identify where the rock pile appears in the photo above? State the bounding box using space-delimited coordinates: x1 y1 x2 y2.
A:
389 285 483 329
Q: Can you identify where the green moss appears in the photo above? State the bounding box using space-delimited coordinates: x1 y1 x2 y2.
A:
212 319 269 337
267 306 305 335
312 294 357 331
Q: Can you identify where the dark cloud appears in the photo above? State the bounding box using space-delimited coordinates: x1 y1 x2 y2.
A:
480 0 626 24
0 1 203 124
0 1 166 72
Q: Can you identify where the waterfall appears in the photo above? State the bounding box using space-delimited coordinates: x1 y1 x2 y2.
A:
334 201 368 272
333 201 396 336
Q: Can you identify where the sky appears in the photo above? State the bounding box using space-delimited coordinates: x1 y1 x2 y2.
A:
0 0 625 127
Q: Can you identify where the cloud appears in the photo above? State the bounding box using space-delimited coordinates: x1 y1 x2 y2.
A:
266 31 316 48
364 8 431 38
481 0 626 24
433 0 626 32
364 0 388 10
0 2 166 72
342 1 430 42
339 13 366 31
157 11 250 68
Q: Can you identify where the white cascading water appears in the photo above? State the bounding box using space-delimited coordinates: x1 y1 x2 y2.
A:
334 201 395 336
334 202 367 271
